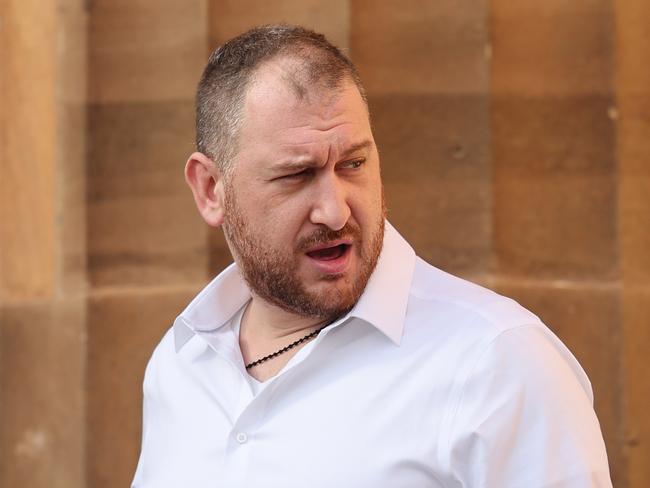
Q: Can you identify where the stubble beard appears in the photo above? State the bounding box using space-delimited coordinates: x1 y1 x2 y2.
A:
222 187 385 322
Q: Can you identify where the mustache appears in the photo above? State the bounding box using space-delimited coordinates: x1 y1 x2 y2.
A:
297 223 362 252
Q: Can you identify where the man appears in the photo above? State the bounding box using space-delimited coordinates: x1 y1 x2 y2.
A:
132 25 612 487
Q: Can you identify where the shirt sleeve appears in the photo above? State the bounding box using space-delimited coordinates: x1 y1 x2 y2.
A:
446 324 613 487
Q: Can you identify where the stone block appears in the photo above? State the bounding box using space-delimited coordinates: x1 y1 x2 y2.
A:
617 92 650 284
613 0 650 95
59 0 87 105
209 0 349 51
59 101 88 295
89 0 207 103
370 93 491 276
619 163 650 285
351 0 489 95
86 286 201 488
621 288 650 488
0 299 85 488
0 0 57 300
495 281 623 486
490 0 614 96
613 9 650 484
492 95 617 280
87 101 208 287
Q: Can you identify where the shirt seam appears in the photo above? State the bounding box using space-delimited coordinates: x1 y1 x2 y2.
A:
442 322 544 476
409 292 539 332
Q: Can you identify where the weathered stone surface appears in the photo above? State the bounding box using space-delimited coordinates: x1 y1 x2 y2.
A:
351 0 489 95
210 0 349 50
86 286 200 488
0 299 85 488
495 280 623 486
492 95 617 280
618 96 650 286
370 93 491 276
615 0 650 286
89 0 207 103
0 0 57 300
615 2 650 486
1 2 87 487
59 101 88 296
57 1 88 296
87 101 208 287
621 288 650 488
490 0 614 96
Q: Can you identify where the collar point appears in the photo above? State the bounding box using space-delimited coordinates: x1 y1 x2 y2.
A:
173 319 195 352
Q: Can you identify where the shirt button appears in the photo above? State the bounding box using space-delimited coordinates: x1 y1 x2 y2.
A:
236 432 248 444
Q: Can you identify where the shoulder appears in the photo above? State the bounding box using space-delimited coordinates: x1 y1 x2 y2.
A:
405 256 543 343
141 326 187 399
404 255 593 395
401 260 610 485
441 322 609 485
402 257 598 431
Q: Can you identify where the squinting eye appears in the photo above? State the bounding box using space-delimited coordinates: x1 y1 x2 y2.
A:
341 159 365 170
280 168 311 180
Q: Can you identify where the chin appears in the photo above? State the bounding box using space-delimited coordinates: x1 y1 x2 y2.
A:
313 283 359 312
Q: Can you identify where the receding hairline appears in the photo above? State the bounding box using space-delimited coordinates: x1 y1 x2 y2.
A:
195 24 368 174
219 55 369 177
244 53 368 109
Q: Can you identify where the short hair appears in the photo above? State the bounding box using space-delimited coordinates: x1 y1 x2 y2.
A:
195 24 367 175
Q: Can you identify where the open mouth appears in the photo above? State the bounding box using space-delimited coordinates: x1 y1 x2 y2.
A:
306 243 351 261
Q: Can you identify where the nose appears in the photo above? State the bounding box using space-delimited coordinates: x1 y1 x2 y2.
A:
309 173 351 231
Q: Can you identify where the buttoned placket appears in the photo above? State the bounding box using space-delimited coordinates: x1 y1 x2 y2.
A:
190 316 350 487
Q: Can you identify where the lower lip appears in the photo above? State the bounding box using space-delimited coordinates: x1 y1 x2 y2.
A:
305 246 352 275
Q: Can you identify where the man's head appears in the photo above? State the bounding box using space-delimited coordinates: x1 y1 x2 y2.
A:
195 24 367 177
185 25 385 322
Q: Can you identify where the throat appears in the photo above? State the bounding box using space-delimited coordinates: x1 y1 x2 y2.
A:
238 299 339 382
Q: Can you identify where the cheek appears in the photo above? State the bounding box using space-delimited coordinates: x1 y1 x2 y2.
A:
259 200 311 245
358 182 384 218
270 191 314 219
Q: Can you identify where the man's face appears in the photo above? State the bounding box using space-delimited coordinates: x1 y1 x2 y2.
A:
221 62 385 321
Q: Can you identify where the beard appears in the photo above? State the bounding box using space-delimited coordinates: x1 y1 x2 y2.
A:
222 187 385 322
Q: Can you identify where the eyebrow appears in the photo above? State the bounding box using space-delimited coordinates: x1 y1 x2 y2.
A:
272 139 374 172
340 139 374 158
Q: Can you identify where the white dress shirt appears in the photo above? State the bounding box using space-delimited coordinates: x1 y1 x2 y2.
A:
132 222 612 487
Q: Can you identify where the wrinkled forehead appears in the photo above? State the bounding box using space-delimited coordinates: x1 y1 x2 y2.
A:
242 74 370 146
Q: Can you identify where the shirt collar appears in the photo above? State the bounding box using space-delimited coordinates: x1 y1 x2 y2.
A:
173 220 416 352
346 221 415 345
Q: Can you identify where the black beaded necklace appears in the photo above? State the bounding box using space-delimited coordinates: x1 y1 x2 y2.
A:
245 324 330 370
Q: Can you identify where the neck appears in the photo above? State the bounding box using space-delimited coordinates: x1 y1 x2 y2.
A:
241 294 326 342
238 295 329 380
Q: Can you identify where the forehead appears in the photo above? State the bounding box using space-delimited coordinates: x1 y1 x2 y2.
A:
239 61 371 152
247 55 353 108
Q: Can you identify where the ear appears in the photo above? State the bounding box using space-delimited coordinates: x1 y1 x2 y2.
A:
184 152 225 227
